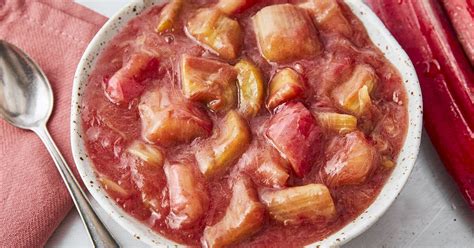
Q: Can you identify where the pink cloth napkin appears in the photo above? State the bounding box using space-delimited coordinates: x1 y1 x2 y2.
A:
0 1 106 247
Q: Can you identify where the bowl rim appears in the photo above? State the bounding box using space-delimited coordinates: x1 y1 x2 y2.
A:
70 0 423 247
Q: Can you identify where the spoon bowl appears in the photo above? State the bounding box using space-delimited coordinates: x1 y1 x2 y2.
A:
0 40 53 129
0 40 118 248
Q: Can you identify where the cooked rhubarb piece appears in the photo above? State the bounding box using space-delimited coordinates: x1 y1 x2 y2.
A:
260 184 336 225
235 59 264 118
156 0 183 33
381 156 395 169
332 64 377 116
216 0 256 15
202 177 265 247
255 162 289 189
130 163 169 216
316 112 357 134
139 88 212 146
105 53 159 104
323 131 376 187
197 110 251 178
371 111 404 156
164 162 209 229
297 0 352 37
237 141 290 188
266 68 306 110
141 191 164 215
127 141 164 168
99 177 131 198
181 55 237 112
266 102 323 177
186 8 242 60
252 4 321 63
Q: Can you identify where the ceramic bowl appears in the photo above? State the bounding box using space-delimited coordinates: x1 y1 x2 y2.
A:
71 0 423 246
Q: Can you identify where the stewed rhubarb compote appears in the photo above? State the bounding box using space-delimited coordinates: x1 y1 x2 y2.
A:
81 0 408 247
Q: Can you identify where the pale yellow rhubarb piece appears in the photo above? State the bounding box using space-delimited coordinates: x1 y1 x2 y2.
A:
186 8 242 60
316 112 357 134
216 0 252 15
332 64 377 116
252 4 321 62
197 111 251 178
139 88 212 146
127 141 164 167
141 194 161 213
99 177 130 198
260 184 336 225
235 59 264 118
202 177 265 247
181 55 237 112
266 68 305 110
381 156 396 169
156 0 183 33
323 131 376 187
297 0 352 36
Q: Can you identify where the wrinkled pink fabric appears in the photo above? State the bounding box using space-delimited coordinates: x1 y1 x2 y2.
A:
0 1 106 247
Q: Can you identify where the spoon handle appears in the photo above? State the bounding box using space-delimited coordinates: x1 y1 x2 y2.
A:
33 125 119 248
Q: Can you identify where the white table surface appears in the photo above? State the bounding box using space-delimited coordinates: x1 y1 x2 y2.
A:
47 1 474 247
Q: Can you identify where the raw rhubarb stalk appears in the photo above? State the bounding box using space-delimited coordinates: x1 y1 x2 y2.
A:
367 0 474 209
441 0 474 65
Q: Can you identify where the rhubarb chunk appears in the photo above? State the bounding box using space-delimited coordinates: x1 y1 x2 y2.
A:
236 141 290 188
156 0 183 33
267 68 306 110
235 59 264 118
252 4 321 62
181 55 238 112
266 102 323 177
323 131 376 187
202 177 265 247
186 8 242 60
164 162 209 229
298 0 352 37
99 177 131 199
381 156 395 169
316 112 357 134
197 111 251 178
260 184 336 225
105 53 159 104
127 141 164 168
130 163 169 217
332 64 377 116
139 88 212 146
216 0 256 15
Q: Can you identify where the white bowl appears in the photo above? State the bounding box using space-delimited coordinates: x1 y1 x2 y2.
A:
70 0 423 247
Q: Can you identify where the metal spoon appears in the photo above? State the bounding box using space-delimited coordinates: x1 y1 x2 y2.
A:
0 40 118 248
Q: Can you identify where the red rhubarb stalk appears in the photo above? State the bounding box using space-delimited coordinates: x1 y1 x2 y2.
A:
441 0 474 65
366 0 474 209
